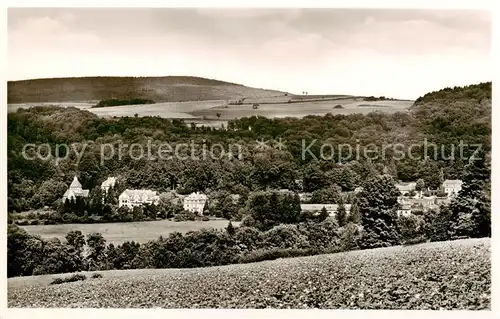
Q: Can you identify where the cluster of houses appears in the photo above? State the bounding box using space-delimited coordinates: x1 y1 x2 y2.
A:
394 180 462 216
61 175 463 219
61 176 208 215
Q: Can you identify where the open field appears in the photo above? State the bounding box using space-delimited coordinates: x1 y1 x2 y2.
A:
8 98 414 130
240 94 353 104
191 98 414 119
88 100 228 119
20 219 239 245
8 238 490 308
8 96 414 126
7 76 414 122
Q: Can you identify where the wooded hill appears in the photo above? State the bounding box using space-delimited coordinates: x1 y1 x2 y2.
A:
7 76 288 103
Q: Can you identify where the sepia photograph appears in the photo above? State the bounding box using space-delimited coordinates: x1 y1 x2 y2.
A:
4 3 492 312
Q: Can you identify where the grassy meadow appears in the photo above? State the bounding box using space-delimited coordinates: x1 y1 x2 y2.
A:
20 219 240 245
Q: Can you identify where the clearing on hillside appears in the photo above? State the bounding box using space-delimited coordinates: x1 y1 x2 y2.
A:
20 219 240 245
8 238 490 309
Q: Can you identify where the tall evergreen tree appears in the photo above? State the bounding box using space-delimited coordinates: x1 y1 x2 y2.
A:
347 198 361 224
318 206 329 222
226 221 235 236
449 153 491 238
358 175 401 249
336 198 347 227
88 187 104 215
286 192 302 224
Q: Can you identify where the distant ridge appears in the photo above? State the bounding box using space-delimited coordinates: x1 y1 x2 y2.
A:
7 76 289 104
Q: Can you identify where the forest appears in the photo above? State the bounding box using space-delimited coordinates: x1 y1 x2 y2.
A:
7 82 491 214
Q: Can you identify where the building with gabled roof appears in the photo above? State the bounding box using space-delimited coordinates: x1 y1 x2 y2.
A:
62 176 89 203
118 189 159 209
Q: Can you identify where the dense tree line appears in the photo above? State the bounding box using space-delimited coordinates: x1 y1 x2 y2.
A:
93 98 155 108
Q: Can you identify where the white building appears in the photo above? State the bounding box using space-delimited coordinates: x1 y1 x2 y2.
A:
395 182 417 194
183 192 208 215
397 203 412 217
118 189 159 209
442 180 463 197
298 192 313 202
101 177 117 193
62 176 89 203
300 203 352 217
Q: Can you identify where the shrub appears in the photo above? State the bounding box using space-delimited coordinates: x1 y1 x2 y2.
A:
422 208 452 242
402 235 427 246
436 191 448 198
91 273 103 279
50 273 87 285
449 213 475 239
67 273 87 282
297 219 340 252
50 278 64 285
398 214 424 244
240 215 256 228
262 224 310 250
173 210 197 222
299 210 318 222
338 223 362 252
234 226 264 253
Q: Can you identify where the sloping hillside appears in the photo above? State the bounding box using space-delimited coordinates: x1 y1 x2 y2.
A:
8 238 490 309
7 76 288 103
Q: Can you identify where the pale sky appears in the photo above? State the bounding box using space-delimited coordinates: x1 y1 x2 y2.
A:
7 8 491 99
